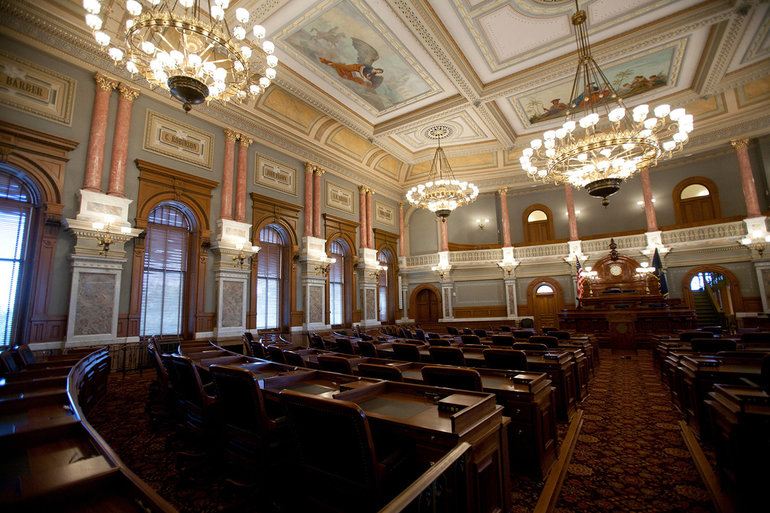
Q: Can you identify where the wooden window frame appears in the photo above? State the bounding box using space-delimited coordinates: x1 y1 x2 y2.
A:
672 176 721 225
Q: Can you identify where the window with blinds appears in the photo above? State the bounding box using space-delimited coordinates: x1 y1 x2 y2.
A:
256 225 284 330
0 172 32 347
378 249 391 322
140 204 191 337
329 240 346 326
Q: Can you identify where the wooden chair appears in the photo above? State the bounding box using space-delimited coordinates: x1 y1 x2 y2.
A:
357 362 403 382
460 334 481 345
210 364 289 478
414 329 426 341
166 354 217 438
520 318 535 329
541 327 557 334
483 349 528 372
392 342 422 362
318 354 354 375
499 325 512 332
491 335 515 347
513 342 549 351
283 350 306 367
279 390 412 512
250 340 267 359
462 328 473 335
428 338 451 347
400 338 424 345
357 340 378 358
429 346 466 366
741 332 770 344
473 329 488 338
421 366 483 392
335 338 355 355
446 326 459 335
267 345 286 364
427 332 441 340
513 330 535 339
242 334 254 357
530 335 558 348
680 330 710 342
691 338 736 353
309 333 327 350
550 331 571 341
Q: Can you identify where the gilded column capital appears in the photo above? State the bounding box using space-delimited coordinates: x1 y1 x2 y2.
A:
366 187 374 196
731 139 750 150
94 73 118 91
398 202 404 209
314 167 325 175
117 83 140 101
239 135 253 147
498 187 508 195
304 162 315 173
224 129 239 142
358 185 367 193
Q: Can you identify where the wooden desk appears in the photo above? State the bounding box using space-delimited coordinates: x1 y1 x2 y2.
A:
335 381 511 513
706 383 770 512
560 308 696 348
396 363 558 479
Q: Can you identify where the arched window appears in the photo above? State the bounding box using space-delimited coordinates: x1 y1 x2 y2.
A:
329 240 348 326
523 204 554 243
535 284 554 294
378 249 393 323
140 203 193 337
0 171 36 347
256 225 285 330
673 177 721 224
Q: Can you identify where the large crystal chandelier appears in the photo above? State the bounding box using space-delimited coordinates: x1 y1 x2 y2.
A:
519 1 693 206
406 125 479 221
82 0 279 111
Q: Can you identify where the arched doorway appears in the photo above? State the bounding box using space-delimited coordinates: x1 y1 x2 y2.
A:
682 266 742 326
410 285 441 324
526 278 564 331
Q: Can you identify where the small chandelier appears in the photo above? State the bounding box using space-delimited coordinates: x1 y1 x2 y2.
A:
520 1 693 206
82 0 279 111
406 125 478 221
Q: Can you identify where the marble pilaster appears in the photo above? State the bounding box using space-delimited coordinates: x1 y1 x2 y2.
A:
398 202 406 256
235 136 251 223
359 185 368 249
107 84 138 198
499 188 512 247
304 163 314 237
313 168 323 238
732 139 761 218
83 73 117 192
504 277 518 318
220 130 238 220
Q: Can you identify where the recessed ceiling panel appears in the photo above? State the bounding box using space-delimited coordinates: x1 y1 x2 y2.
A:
391 109 494 152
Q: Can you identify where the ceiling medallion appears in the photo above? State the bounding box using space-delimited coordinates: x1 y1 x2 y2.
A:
81 0 279 111
407 126 478 222
519 0 693 206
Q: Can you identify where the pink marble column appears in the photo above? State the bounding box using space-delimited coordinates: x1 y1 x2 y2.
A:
359 185 368 248
107 84 139 197
83 74 116 192
732 139 761 218
234 135 251 223
304 163 314 237
398 202 406 257
498 187 512 247
313 168 323 238
640 168 658 231
440 218 449 252
366 189 374 249
220 130 238 220
564 184 579 241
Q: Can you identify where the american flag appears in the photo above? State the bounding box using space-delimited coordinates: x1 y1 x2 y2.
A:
576 255 585 300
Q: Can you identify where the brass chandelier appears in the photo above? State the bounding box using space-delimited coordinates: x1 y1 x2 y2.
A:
406 125 479 221
82 0 278 111
520 1 693 206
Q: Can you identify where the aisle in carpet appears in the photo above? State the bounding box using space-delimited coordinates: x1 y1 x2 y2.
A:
554 349 715 513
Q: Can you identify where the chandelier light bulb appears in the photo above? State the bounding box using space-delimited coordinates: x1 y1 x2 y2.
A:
249 84 260 95
266 55 278 67
211 6 224 20
214 0 230 7
126 0 142 16
169 50 184 64
233 26 246 40
240 46 252 59
259 76 271 88
94 31 110 46
214 67 227 81
253 25 266 39
85 14 102 30
530 139 542 149
669 108 686 121
265 68 276 79
83 0 100 15
234 61 244 72
632 105 649 122
187 54 201 67
643 118 658 129
141 41 155 55
126 60 138 74
262 40 275 54
608 107 625 122
654 104 670 118
108 47 124 61
180 0 194 7
563 120 576 132
236 8 249 23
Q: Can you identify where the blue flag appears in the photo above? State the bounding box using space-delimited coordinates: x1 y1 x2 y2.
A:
652 248 668 297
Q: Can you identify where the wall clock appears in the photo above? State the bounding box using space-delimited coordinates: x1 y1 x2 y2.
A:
610 264 623 276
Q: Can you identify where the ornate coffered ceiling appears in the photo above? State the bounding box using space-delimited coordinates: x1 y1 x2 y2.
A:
2 0 770 200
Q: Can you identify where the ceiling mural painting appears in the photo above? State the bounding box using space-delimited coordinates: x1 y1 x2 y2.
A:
280 0 436 115
512 40 683 126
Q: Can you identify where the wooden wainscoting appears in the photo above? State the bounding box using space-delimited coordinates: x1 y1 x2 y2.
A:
742 296 763 312
453 305 507 318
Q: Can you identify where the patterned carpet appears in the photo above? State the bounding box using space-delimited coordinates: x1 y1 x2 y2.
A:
555 349 715 513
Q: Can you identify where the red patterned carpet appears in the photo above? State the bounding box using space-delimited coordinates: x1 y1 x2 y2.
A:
555 349 715 513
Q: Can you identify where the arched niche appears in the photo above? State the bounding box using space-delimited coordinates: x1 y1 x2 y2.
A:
681 265 743 312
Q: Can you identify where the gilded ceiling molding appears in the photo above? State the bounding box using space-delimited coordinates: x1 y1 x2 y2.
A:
311 118 340 143
473 101 515 147
692 6 756 95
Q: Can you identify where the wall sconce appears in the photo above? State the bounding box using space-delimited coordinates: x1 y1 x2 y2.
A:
476 218 489 230
315 255 337 276
636 198 656 209
740 231 770 257
431 263 451 280
579 266 598 279
92 218 131 256
497 259 519 276
564 210 581 217
635 261 656 274
369 264 387 280
233 242 259 268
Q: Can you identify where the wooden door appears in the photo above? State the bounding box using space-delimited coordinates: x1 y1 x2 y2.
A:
415 289 439 323
532 291 559 331
526 220 551 243
680 197 715 223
